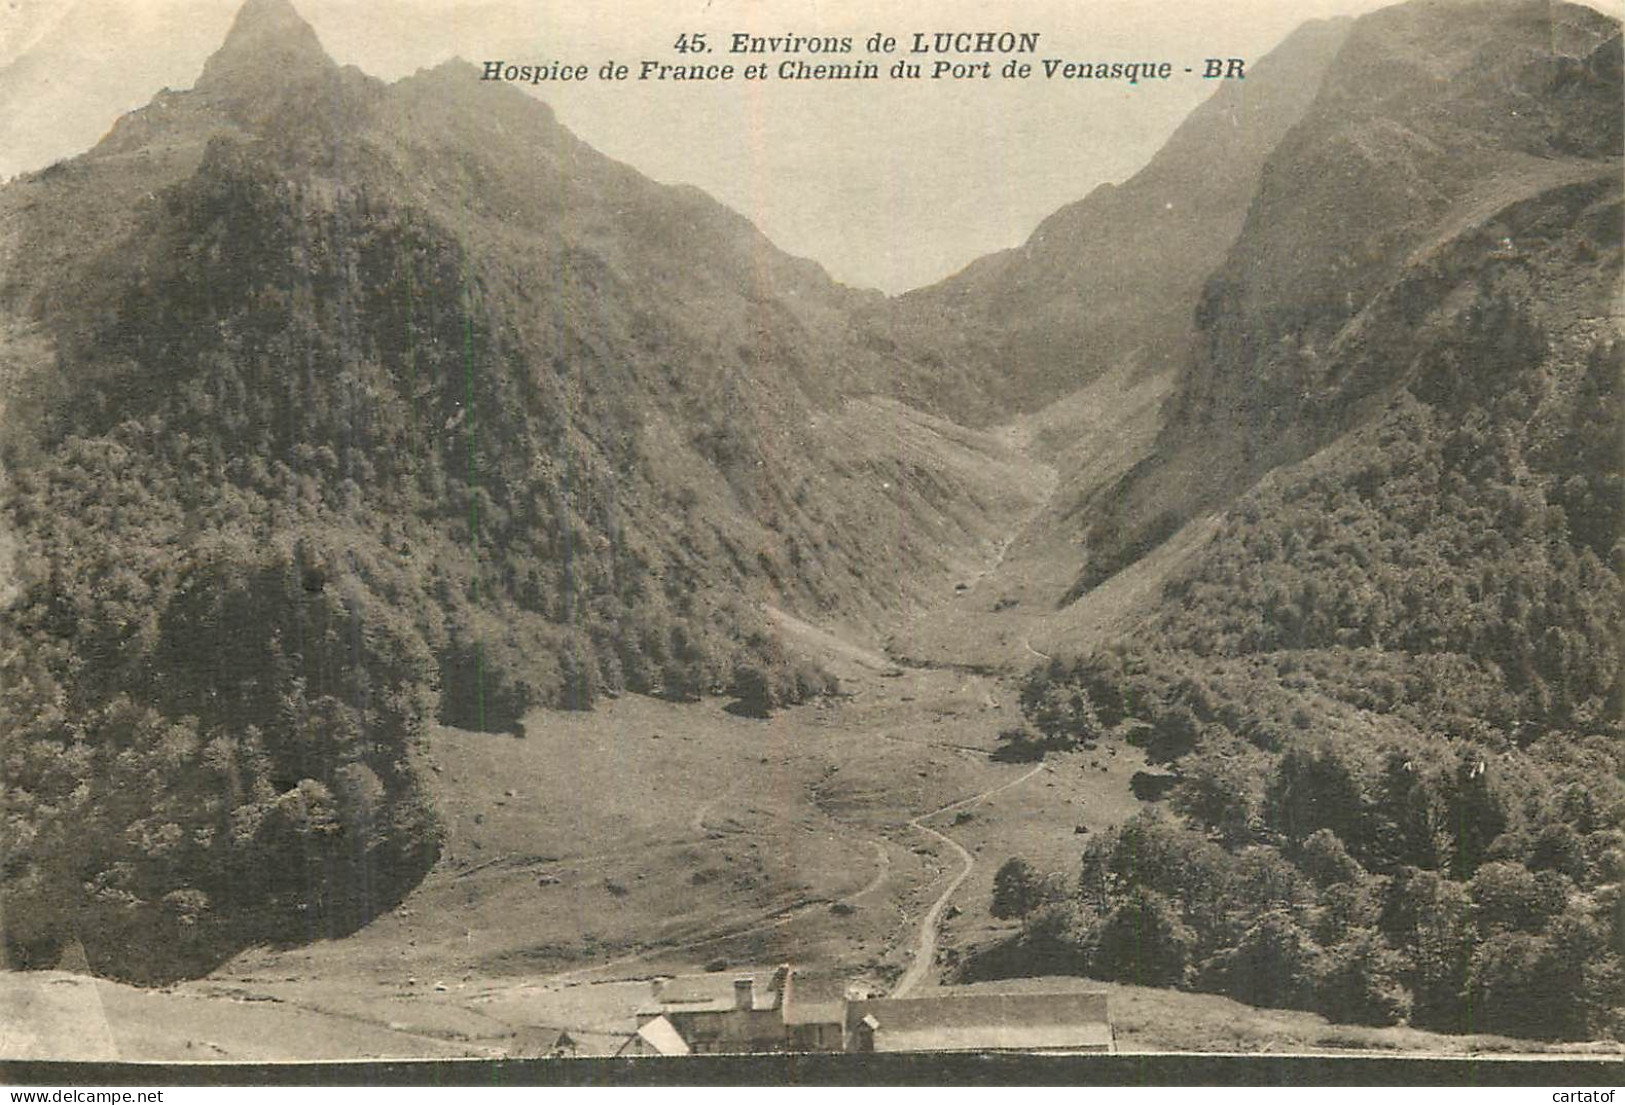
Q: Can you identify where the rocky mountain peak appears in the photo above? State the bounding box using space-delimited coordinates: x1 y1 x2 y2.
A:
195 0 336 94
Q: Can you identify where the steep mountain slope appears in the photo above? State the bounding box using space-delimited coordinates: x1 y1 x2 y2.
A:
1074 0 1622 592
873 17 1351 423
976 0 1623 1043
0 0 1041 981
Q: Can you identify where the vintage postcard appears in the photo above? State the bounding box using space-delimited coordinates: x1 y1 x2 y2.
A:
0 0 1620 1084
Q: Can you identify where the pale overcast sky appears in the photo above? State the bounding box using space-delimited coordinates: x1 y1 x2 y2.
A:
0 0 1470 291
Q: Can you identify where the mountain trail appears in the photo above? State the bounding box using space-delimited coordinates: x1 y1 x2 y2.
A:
891 762 1048 998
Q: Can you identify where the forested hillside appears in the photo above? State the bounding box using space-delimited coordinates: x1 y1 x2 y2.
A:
970 0 1624 1042
992 322 1623 1035
0 0 1032 979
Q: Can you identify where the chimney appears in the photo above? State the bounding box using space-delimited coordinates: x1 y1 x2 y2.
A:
733 977 755 1010
769 964 792 1012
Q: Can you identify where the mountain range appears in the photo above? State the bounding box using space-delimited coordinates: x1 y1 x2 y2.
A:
0 0 1618 1040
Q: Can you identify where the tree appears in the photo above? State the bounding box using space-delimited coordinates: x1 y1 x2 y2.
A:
1380 867 1473 1031
1372 749 1450 872
1468 860 1563 935
1092 887 1195 987
1200 910 1325 1011
1265 740 1369 854
1443 749 1511 878
1469 930 1556 1038
1023 683 1102 745
991 857 1044 920
1317 927 1410 1026
1299 827 1365 888
1172 739 1265 847
1142 703 1202 762
724 664 775 718
1311 877 1385 948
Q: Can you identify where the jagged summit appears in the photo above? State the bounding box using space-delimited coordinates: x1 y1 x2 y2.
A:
195 0 336 94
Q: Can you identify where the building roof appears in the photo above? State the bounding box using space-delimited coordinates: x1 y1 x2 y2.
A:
509 1026 575 1055
868 1022 1113 1053
782 975 849 1026
629 1015 690 1056
848 991 1111 1053
638 971 783 1015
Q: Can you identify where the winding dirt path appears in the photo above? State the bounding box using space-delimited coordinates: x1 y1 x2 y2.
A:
891 762 1047 997
530 835 893 989
1021 635 1053 662
849 840 892 902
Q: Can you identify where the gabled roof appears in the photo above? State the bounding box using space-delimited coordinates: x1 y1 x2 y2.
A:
625 1015 690 1056
510 1026 575 1054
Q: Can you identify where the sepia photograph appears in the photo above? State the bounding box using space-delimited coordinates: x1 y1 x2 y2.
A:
0 0 1620 1085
